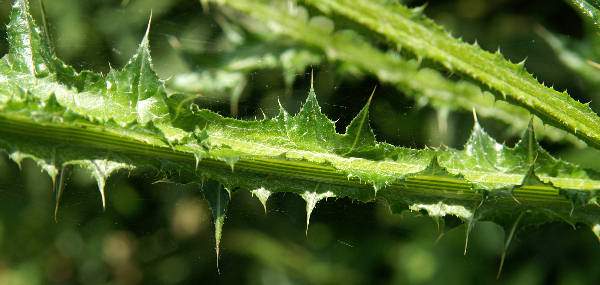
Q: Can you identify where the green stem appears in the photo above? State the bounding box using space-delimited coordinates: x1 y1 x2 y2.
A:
0 113 591 212
304 0 600 148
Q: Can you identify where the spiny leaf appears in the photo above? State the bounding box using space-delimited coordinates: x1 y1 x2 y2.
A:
168 36 322 116
6 0 53 76
339 87 376 157
123 16 170 127
513 122 539 166
250 187 272 213
209 0 581 146
66 159 134 210
291 87 338 152
301 188 335 234
7 146 58 182
2 0 600 264
302 0 600 148
202 179 230 270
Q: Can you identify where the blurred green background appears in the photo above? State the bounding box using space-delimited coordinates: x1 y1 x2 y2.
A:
1 0 600 284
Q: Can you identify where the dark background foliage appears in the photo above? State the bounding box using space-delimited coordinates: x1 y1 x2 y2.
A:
1 0 600 284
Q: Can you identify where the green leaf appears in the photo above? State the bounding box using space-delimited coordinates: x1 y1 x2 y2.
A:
301 0 600 148
6 0 53 76
167 25 322 116
339 88 376 157
2 0 600 263
209 0 581 145
568 0 600 28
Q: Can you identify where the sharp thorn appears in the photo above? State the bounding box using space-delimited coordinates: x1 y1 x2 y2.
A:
512 195 521 205
497 251 507 280
216 245 221 274
435 232 445 244
368 85 376 104
310 69 314 90
497 212 525 279
464 220 474 255
306 221 309 236
146 10 153 38
100 188 106 212
54 165 72 222
587 60 600 70
472 108 478 123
